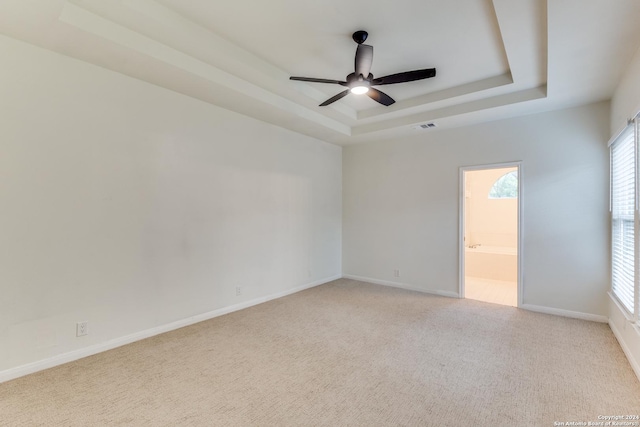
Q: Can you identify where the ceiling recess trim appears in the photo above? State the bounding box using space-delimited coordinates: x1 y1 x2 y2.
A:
53 0 549 141
60 0 352 135
352 86 547 135
122 0 359 120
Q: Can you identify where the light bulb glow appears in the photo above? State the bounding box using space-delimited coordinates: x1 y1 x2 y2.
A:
350 85 369 95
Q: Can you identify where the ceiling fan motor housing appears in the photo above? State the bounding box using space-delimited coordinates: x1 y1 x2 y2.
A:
289 30 436 107
346 72 373 85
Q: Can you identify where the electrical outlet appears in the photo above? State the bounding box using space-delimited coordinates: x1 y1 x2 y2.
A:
393 269 401 278
236 286 242 296
76 321 88 337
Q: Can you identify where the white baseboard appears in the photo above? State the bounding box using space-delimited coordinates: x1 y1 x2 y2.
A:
608 293 640 382
520 303 608 323
0 275 341 384
342 274 460 299
609 318 640 382
343 275 609 323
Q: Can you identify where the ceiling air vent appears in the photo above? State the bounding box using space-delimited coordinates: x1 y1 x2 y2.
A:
414 123 436 130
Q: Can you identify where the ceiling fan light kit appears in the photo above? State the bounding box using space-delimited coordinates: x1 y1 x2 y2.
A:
350 81 370 94
290 30 436 107
350 86 369 95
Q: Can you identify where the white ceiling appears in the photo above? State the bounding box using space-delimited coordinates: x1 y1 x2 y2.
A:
1 0 639 145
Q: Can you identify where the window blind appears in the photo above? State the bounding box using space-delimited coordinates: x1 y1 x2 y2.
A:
611 125 636 314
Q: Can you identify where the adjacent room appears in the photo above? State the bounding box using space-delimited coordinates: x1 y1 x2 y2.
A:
463 165 519 307
1 0 640 425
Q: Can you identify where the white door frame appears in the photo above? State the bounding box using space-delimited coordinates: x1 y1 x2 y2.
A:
459 161 523 307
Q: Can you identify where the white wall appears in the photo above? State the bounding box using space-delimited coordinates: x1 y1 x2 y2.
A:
343 102 610 316
611 45 640 134
609 45 640 379
0 35 342 376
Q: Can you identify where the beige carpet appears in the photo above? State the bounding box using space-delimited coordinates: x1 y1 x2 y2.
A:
1 279 639 426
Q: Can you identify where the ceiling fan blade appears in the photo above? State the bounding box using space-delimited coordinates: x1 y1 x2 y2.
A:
319 90 350 106
366 88 395 106
290 76 347 85
354 44 373 77
371 68 436 85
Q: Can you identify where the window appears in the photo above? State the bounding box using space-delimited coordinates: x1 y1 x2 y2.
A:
610 120 638 319
488 171 518 199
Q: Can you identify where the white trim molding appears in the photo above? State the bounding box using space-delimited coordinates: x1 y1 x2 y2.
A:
0 275 341 384
342 274 460 298
608 292 640 382
609 318 640 382
520 303 608 323
343 275 610 324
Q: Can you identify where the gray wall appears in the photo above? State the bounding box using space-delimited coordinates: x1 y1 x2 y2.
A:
0 35 342 374
343 102 610 316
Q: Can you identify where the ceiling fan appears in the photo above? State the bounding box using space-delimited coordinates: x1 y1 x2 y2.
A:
290 30 436 107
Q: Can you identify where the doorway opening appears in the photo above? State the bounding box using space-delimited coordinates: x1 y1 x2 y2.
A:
460 163 521 307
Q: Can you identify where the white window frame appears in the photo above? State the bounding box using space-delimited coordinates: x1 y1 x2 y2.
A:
488 171 518 199
610 115 640 323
